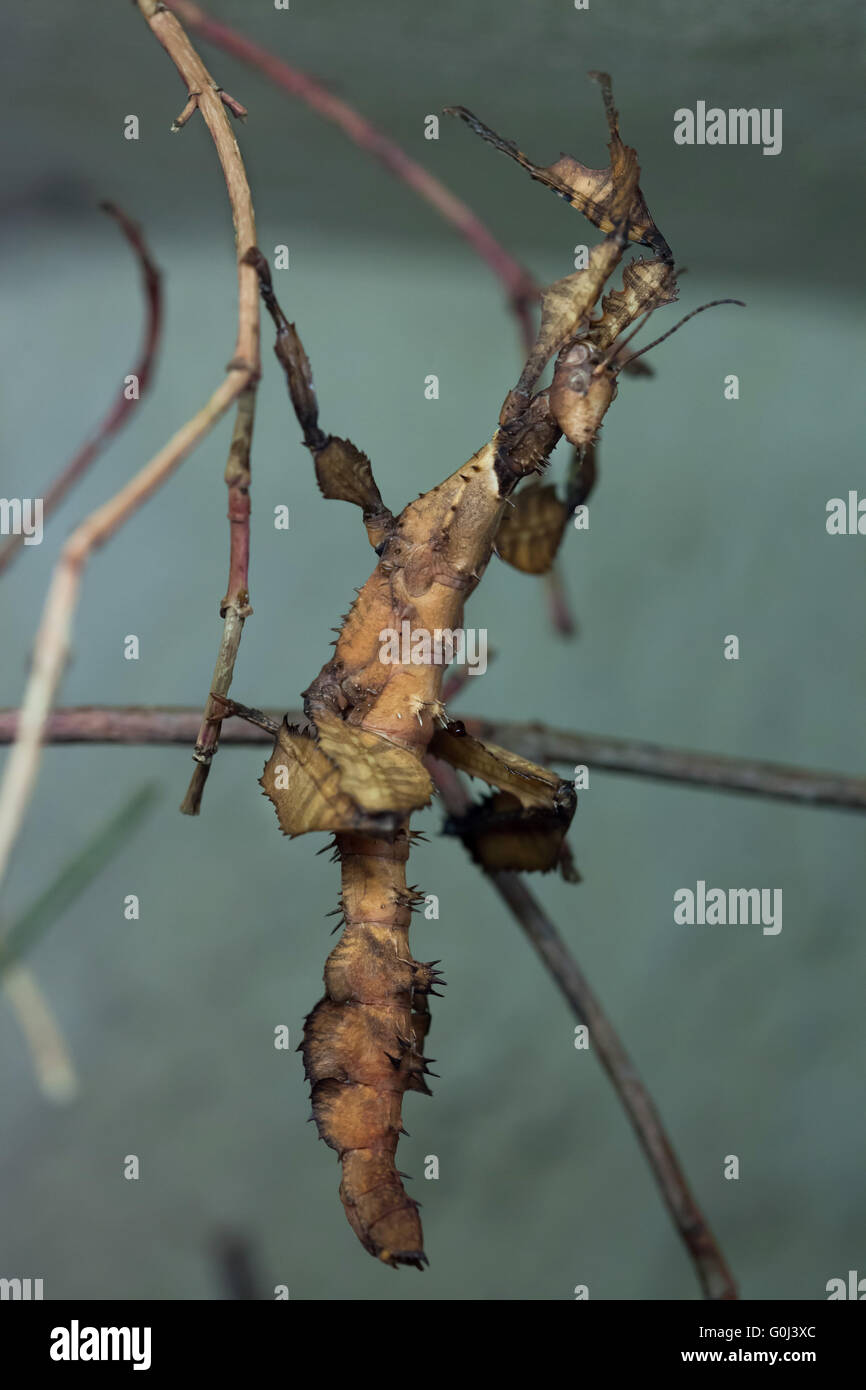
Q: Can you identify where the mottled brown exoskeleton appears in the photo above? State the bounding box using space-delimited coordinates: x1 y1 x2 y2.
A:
219 72 741 1269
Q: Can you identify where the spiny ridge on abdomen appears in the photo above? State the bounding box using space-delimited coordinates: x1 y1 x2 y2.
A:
300 828 442 1268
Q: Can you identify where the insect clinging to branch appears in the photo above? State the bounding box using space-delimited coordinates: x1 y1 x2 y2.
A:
212 71 741 1268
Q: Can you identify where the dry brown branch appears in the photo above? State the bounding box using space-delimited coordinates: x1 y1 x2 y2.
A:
180 386 256 814
136 0 261 814
0 202 162 577
427 757 737 1300
0 0 260 899
6 707 864 813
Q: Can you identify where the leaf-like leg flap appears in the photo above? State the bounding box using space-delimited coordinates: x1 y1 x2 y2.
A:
428 721 575 818
495 481 569 574
243 247 394 549
429 725 578 878
313 437 393 552
446 71 670 259
313 711 434 816
260 714 433 837
260 720 371 836
443 790 580 880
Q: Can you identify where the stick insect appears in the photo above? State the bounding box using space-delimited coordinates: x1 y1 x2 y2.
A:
216 72 741 1268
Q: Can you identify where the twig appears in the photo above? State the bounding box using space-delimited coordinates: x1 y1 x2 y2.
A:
427 757 737 1301
465 719 866 812
180 386 256 814
135 0 261 815
0 380 247 901
164 0 537 350
4 706 864 813
0 202 163 576
0 0 260 902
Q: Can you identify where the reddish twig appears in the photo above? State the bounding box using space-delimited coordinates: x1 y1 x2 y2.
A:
164 0 537 350
180 387 256 814
0 202 162 576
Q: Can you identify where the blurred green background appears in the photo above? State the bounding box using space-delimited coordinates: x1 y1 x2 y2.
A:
0 0 863 1300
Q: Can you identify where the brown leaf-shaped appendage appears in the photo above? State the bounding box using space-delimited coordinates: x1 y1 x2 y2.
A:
431 726 577 876
446 72 671 261
430 723 575 813
590 257 679 355
444 791 579 879
314 438 392 551
495 482 569 574
315 437 380 507
260 714 432 836
245 248 395 552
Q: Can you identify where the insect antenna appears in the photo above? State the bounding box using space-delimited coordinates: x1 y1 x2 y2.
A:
614 298 745 371
592 304 660 377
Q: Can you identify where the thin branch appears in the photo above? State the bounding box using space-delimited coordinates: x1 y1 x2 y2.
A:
0 380 246 900
164 0 538 350
0 202 163 576
0 0 261 901
427 757 737 1301
4 706 864 813
180 386 256 814
466 718 866 812
136 0 261 815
